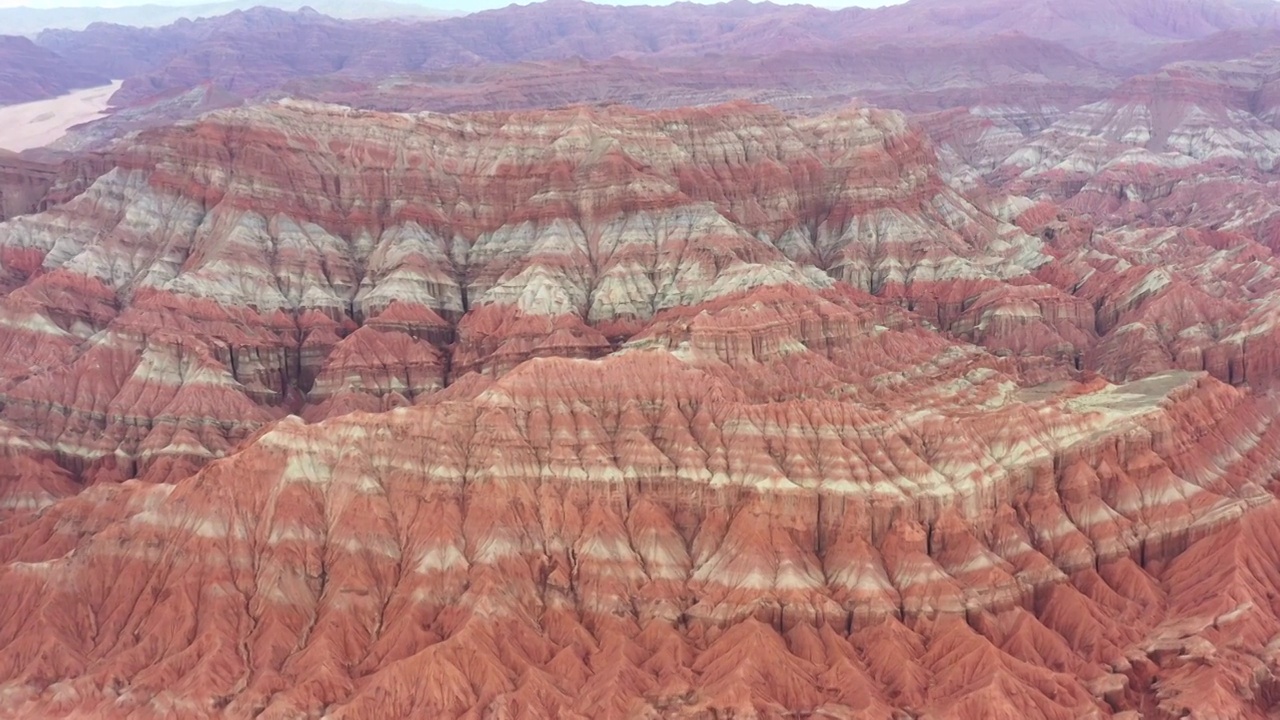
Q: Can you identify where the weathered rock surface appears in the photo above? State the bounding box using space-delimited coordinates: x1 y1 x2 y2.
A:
1 340 1279 718
0 95 1279 718
907 67 1280 412
0 4 1278 714
0 100 1063 489
0 94 1276 495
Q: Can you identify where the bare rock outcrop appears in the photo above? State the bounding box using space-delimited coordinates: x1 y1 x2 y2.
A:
1 84 1280 719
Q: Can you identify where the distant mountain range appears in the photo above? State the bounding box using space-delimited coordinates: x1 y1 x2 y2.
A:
0 0 454 35
3 0 1277 114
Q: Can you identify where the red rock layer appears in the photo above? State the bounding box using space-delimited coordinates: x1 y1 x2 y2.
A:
0 100 1066 493
26 0 1280 157
921 50 1280 391
2 93 1280 719
1 97 1278 496
1 340 1278 718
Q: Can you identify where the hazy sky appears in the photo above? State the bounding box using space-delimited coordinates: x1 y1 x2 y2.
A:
0 0 905 8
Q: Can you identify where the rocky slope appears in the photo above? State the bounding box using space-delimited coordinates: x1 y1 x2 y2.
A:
0 97 1280 718
0 1 448 36
0 35 109 106
2 348 1279 719
34 3 852 107
0 149 117 221
0 100 1046 489
917 48 1280 255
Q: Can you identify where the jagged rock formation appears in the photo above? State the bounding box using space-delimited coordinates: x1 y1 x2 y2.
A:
918 47 1280 298
1 0 1280 712
0 150 105 221
12 98 1277 497
1 311 1280 718
0 100 1041 487
0 96 1279 717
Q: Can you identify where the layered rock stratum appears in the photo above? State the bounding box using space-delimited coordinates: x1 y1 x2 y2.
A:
3 0 1280 716
0 94 1279 718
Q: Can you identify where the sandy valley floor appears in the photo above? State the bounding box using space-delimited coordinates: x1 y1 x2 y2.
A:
0 81 122 152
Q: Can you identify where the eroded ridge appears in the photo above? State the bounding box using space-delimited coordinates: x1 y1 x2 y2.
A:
2 99 1280 719
2 101 1278 497
2 343 1280 717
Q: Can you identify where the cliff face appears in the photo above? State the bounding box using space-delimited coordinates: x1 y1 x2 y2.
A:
1 99 1280 718
0 153 58 221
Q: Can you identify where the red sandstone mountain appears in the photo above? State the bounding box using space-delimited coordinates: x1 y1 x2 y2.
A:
0 100 1046 485
0 149 115 221
1 96 1280 717
33 2 854 107
2 0 1280 717
8 0 1276 162
0 35 109 105
936 48 1280 252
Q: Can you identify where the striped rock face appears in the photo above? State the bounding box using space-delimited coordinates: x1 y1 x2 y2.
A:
1 100 1280 719
923 51 1280 399
0 100 1063 495
939 51 1280 254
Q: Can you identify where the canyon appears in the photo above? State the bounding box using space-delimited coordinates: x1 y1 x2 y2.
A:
0 0 1279 718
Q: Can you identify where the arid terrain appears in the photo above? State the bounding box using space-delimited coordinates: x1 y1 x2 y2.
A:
0 81 122 153
1 0 1280 718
